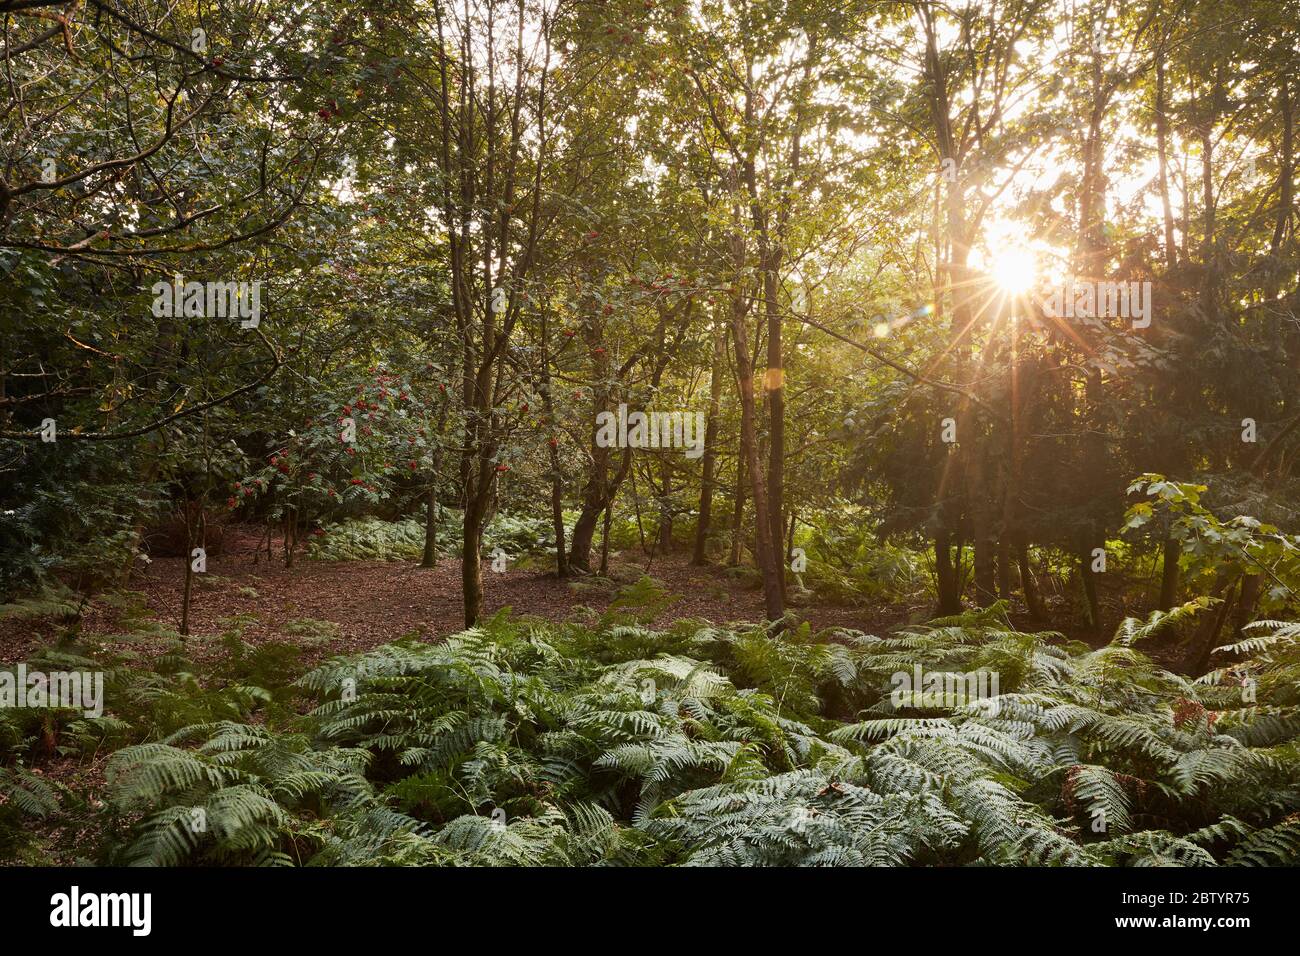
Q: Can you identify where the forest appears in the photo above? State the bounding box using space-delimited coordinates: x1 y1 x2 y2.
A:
1 0 1299 876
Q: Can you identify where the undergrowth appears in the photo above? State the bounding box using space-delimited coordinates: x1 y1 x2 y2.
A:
2 596 1299 866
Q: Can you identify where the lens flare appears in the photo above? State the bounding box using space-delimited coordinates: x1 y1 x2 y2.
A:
991 248 1036 294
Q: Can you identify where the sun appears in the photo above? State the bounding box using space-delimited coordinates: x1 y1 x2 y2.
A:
991 247 1037 294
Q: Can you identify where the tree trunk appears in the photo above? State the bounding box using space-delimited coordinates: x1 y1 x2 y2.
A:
785 511 796 568
599 504 613 576
693 324 725 565
728 257 783 622
1079 547 1101 633
461 501 485 627
421 486 439 568
935 530 961 615
1271 78 1294 258
974 536 997 606
1180 572 1239 674
1155 60 1178 269
763 262 786 602
729 436 747 565
969 448 997 605
570 446 631 572
996 535 1014 601
1158 537 1181 610
549 463 568 578
1233 573 1263 639
569 505 602 573
421 402 449 568
1018 543 1047 620
656 454 673 553
180 498 196 636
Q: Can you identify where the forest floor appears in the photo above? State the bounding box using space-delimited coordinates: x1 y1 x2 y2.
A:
1 526 928 666
2 522 1138 671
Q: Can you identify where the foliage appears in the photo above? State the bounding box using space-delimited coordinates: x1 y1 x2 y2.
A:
6 599 1297 866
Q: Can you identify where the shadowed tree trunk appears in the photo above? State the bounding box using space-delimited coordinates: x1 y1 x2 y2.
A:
1233 573 1263 639
935 530 961 614
1158 537 1181 610
1079 542 1102 633
1180 572 1239 675
1018 542 1047 620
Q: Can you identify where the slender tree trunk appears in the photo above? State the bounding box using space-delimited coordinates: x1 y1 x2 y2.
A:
421 486 439 568
657 454 673 553
549 461 568 578
729 453 746 566
693 324 725 565
935 530 961 614
599 504 613 576
1158 537 1181 610
763 261 786 601
1156 60 1179 269
996 536 1014 601
462 499 485 627
284 507 298 568
1018 542 1047 620
1233 573 1262 639
180 497 196 637
1180 572 1239 674
1271 78 1294 258
969 448 997 605
974 536 997 606
421 403 450 568
1079 547 1101 633
785 511 796 568
728 239 783 622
